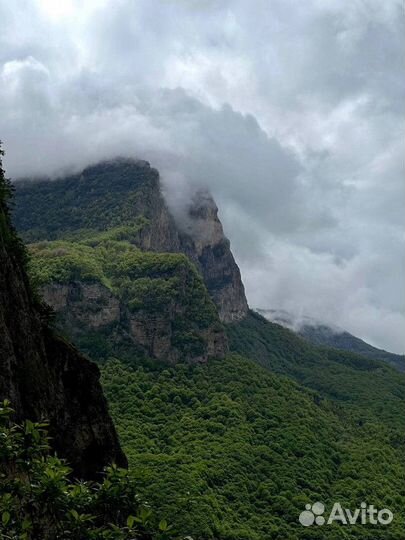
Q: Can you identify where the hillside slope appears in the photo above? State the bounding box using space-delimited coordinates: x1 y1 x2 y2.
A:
258 308 405 372
100 354 405 540
227 311 405 425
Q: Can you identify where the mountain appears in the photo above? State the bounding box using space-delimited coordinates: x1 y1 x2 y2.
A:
0 153 126 478
227 311 405 422
257 308 405 372
11 158 405 538
13 158 248 322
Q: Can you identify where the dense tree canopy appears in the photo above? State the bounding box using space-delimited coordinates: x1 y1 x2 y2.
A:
100 355 405 540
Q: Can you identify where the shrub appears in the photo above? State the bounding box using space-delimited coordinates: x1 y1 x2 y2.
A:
0 400 178 540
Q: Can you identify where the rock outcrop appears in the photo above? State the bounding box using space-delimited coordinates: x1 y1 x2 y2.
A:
42 282 121 329
30 244 228 364
14 159 249 323
0 158 126 478
179 190 249 322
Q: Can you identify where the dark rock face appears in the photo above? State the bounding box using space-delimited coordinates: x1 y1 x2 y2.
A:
179 191 249 322
14 159 249 323
0 194 126 478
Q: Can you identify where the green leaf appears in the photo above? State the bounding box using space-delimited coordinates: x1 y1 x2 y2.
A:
2 511 10 526
22 518 32 531
69 509 79 520
24 420 34 434
126 515 135 528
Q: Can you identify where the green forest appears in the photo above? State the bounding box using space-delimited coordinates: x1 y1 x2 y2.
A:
1 1 404 537
100 354 405 539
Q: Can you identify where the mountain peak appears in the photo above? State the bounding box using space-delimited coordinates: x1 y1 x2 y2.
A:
13 159 249 323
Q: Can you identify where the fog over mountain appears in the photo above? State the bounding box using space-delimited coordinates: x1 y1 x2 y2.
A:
0 0 403 353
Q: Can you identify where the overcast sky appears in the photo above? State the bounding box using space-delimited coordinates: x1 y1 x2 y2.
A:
1 0 404 353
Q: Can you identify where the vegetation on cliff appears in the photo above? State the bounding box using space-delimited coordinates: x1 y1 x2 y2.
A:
13 159 249 322
0 142 29 272
7 153 405 539
28 229 223 362
13 160 158 243
1 143 126 479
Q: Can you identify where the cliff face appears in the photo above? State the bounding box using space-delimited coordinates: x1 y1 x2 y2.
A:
0 163 126 478
30 239 228 364
42 282 121 329
14 159 248 323
179 191 248 322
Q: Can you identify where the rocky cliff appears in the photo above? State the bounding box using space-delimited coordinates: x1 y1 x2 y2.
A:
14 159 248 323
179 190 248 322
0 153 126 478
29 234 228 364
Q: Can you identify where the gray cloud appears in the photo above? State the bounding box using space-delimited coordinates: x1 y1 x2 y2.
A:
0 0 403 352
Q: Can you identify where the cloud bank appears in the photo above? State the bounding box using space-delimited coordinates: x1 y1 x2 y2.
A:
0 0 404 352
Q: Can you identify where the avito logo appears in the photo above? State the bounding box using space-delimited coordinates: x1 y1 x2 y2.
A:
299 502 393 527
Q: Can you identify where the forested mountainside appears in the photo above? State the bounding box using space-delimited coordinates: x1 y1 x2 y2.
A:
227 311 405 423
13 159 248 322
100 356 405 540
257 308 405 372
0 149 207 540
13 158 405 539
0 149 125 479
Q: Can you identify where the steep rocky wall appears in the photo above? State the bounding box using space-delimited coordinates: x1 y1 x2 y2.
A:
0 164 126 478
31 246 228 364
179 190 248 322
14 159 249 322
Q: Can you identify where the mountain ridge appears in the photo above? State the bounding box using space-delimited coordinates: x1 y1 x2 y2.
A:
13 158 249 323
257 308 405 372
9 156 405 538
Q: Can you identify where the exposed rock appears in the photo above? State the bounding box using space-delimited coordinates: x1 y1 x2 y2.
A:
179 190 249 322
37 253 228 364
205 325 229 359
42 282 121 329
0 172 126 478
14 159 249 323
129 316 175 363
